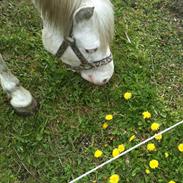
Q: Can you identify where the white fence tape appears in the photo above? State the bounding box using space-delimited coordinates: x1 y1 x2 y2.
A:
69 120 183 183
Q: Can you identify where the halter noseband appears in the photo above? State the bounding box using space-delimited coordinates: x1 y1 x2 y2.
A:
55 28 112 72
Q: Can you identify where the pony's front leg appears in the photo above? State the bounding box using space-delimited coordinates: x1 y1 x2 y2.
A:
0 54 37 115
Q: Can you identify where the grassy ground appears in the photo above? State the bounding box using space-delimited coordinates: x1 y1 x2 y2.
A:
0 0 183 182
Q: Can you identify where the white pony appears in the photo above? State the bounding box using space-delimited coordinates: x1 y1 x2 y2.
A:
0 0 114 115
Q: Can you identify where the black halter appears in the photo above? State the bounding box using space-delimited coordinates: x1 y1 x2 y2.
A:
55 29 113 72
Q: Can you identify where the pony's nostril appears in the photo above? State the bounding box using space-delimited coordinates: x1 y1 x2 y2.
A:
103 79 108 83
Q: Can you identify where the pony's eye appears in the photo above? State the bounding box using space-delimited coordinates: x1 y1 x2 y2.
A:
85 48 98 53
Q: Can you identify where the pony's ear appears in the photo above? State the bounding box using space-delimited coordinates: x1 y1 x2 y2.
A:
74 6 95 23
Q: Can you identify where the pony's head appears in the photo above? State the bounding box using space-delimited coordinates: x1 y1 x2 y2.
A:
34 0 114 85
72 1 114 85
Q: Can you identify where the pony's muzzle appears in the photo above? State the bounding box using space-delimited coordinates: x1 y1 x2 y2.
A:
83 74 110 85
80 61 114 86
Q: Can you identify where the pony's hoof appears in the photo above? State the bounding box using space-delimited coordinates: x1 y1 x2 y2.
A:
13 98 38 116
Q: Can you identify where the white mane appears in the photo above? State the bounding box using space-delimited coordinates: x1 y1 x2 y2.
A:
33 0 114 46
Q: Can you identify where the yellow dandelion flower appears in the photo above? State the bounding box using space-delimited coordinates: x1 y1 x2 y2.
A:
129 135 136 142
109 174 120 183
123 92 132 100
102 122 109 129
149 159 159 169
155 134 162 141
142 111 151 119
145 169 150 174
112 148 120 157
178 143 183 152
151 122 160 131
147 143 156 152
105 114 113 121
168 181 176 183
118 144 125 153
165 152 169 158
94 150 103 158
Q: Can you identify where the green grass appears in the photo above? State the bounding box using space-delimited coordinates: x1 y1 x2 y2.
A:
0 0 183 182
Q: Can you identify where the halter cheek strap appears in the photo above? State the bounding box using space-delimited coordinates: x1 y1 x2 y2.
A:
55 29 112 72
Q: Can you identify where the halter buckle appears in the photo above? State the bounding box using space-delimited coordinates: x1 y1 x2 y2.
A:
65 37 75 45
